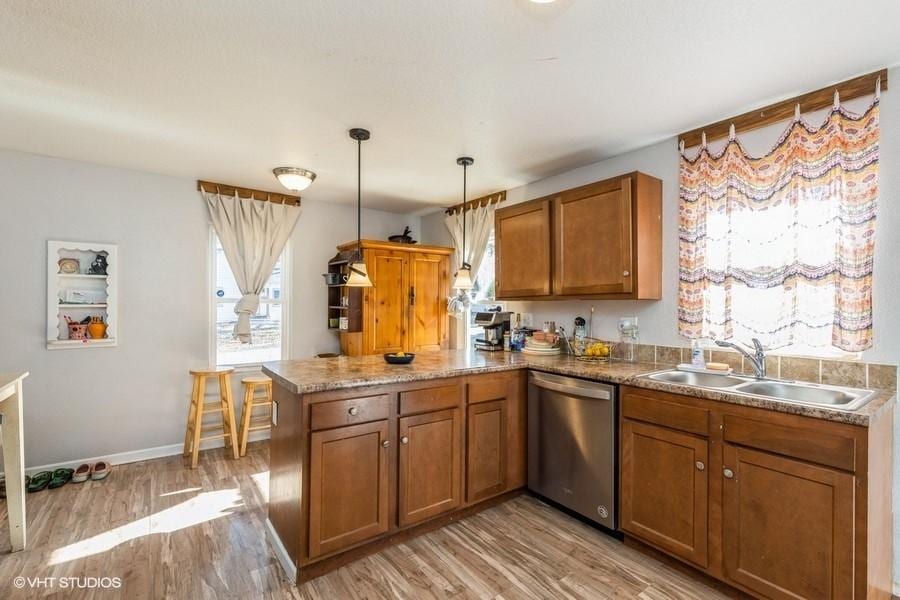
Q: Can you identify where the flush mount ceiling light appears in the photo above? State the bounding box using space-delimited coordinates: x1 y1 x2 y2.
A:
529 0 557 3
273 167 316 192
345 128 374 288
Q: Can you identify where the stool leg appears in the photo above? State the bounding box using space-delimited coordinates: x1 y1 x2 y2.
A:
239 383 253 457
190 376 207 469
183 376 200 456
221 374 239 459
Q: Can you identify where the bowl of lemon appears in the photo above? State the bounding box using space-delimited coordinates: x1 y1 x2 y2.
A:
576 340 614 362
384 351 416 365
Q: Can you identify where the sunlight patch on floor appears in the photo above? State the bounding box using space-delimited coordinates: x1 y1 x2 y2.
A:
158 486 202 497
49 488 243 565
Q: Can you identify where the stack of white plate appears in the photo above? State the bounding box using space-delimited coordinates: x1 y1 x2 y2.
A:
521 338 561 356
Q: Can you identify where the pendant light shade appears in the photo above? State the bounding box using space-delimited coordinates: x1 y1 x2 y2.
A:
452 156 475 291
273 167 316 192
346 128 374 288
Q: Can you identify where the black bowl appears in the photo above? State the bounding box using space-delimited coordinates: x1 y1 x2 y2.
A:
384 353 415 365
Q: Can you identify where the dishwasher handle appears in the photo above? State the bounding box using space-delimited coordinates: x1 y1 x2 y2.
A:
529 372 612 400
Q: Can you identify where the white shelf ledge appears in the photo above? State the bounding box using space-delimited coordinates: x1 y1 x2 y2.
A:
58 303 108 308
57 274 107 279
47 338 117 349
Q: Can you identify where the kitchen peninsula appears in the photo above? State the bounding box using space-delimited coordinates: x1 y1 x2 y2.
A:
263 350 894 598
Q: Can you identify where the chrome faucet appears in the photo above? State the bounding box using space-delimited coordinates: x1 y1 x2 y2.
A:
715 338 767 379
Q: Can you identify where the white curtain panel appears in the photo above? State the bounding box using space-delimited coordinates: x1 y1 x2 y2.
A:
204 192 300 343
445 202 496 279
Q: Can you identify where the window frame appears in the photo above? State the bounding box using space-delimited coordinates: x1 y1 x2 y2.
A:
208 228 291 368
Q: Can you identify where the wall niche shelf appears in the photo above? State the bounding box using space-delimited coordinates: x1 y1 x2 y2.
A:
47 241 118 350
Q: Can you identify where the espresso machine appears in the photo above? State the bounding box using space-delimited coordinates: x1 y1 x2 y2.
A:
473 311 512 351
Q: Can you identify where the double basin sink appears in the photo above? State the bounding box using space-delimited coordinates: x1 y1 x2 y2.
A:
643 369 877 411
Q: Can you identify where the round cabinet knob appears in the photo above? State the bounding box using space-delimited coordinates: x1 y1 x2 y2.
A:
623 270 630 277
381 440 390 448
695 461 705 471
401 436 410 445
723 468 735 479
348 406 359 416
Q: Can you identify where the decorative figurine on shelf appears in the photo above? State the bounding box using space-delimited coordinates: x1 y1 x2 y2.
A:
88 254 108 275
87 316 107 339
387 226 417 244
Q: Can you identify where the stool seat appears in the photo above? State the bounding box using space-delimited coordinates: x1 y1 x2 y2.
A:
190 366 235 376
241 375 272 385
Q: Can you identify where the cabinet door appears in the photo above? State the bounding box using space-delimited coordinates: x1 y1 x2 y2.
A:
398 408 462 526
553 177 633 295
722 444 854 600
495 199 552 298
620 419 708 567
308 420 390 558
408 252 448 352
466 399 507 503
364 249 408 354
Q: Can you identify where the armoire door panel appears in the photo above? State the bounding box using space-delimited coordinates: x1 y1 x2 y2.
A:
409 252 448 352
365 249 408 354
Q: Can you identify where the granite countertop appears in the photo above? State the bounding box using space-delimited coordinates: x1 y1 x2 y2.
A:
262 350 894 426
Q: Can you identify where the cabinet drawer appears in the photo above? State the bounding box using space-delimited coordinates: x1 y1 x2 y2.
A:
622 388 709 437
310 395 392 431
467 377 509 404
723 415 857 472
400 385 461 415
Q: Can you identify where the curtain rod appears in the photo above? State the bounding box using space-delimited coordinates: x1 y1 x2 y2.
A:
678 68 888 148
197 180 301 207
445 190 506 215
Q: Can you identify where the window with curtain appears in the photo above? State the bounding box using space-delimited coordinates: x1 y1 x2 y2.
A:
211 232 289 365
678 93 879 354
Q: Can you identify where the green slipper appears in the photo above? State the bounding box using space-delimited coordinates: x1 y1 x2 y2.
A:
48 468 74 489
27 471 52 493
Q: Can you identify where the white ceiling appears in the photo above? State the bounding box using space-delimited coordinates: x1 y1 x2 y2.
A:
2 1 900 213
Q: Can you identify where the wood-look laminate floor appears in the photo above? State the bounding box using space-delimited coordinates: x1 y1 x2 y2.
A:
0 442 729 599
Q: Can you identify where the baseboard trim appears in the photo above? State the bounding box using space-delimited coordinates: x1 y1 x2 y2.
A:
266 518 297 583
2 430 271 478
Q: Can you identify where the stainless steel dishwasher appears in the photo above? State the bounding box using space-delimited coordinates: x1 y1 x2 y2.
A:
527 371 617 530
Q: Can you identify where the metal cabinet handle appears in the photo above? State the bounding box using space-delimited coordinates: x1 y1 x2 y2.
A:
695 461 705 471
401 436 409 445
382 440 390 448
348 406 359 416
723 468 734 479
409 286 416 306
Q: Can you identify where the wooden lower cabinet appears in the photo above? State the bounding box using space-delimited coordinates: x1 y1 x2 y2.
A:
619 385 893 600
398 408 463 526
620 419 708 567
466 399 507 503
722 444 855 599
308 420 390 559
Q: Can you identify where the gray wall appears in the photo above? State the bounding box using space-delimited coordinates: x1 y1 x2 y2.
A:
0 148 418 467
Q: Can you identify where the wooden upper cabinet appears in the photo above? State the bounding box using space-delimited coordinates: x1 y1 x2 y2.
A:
495 199 552 298
554 177 633 295
494 172 662 300
722 444 854 599
308 420 390 559
620 419 709 568
408 252 449 353
398 408 463 526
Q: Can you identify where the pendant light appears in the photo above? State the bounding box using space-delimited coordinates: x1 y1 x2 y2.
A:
452 156 475 290
345 128 374 287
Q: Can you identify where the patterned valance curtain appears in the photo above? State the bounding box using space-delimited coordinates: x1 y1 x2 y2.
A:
678 91 880 352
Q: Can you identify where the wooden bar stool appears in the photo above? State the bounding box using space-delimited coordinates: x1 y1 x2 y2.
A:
183 366 239 468
238 375 273 456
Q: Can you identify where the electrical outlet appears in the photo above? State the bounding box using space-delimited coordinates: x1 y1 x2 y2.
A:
521 313 534 328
